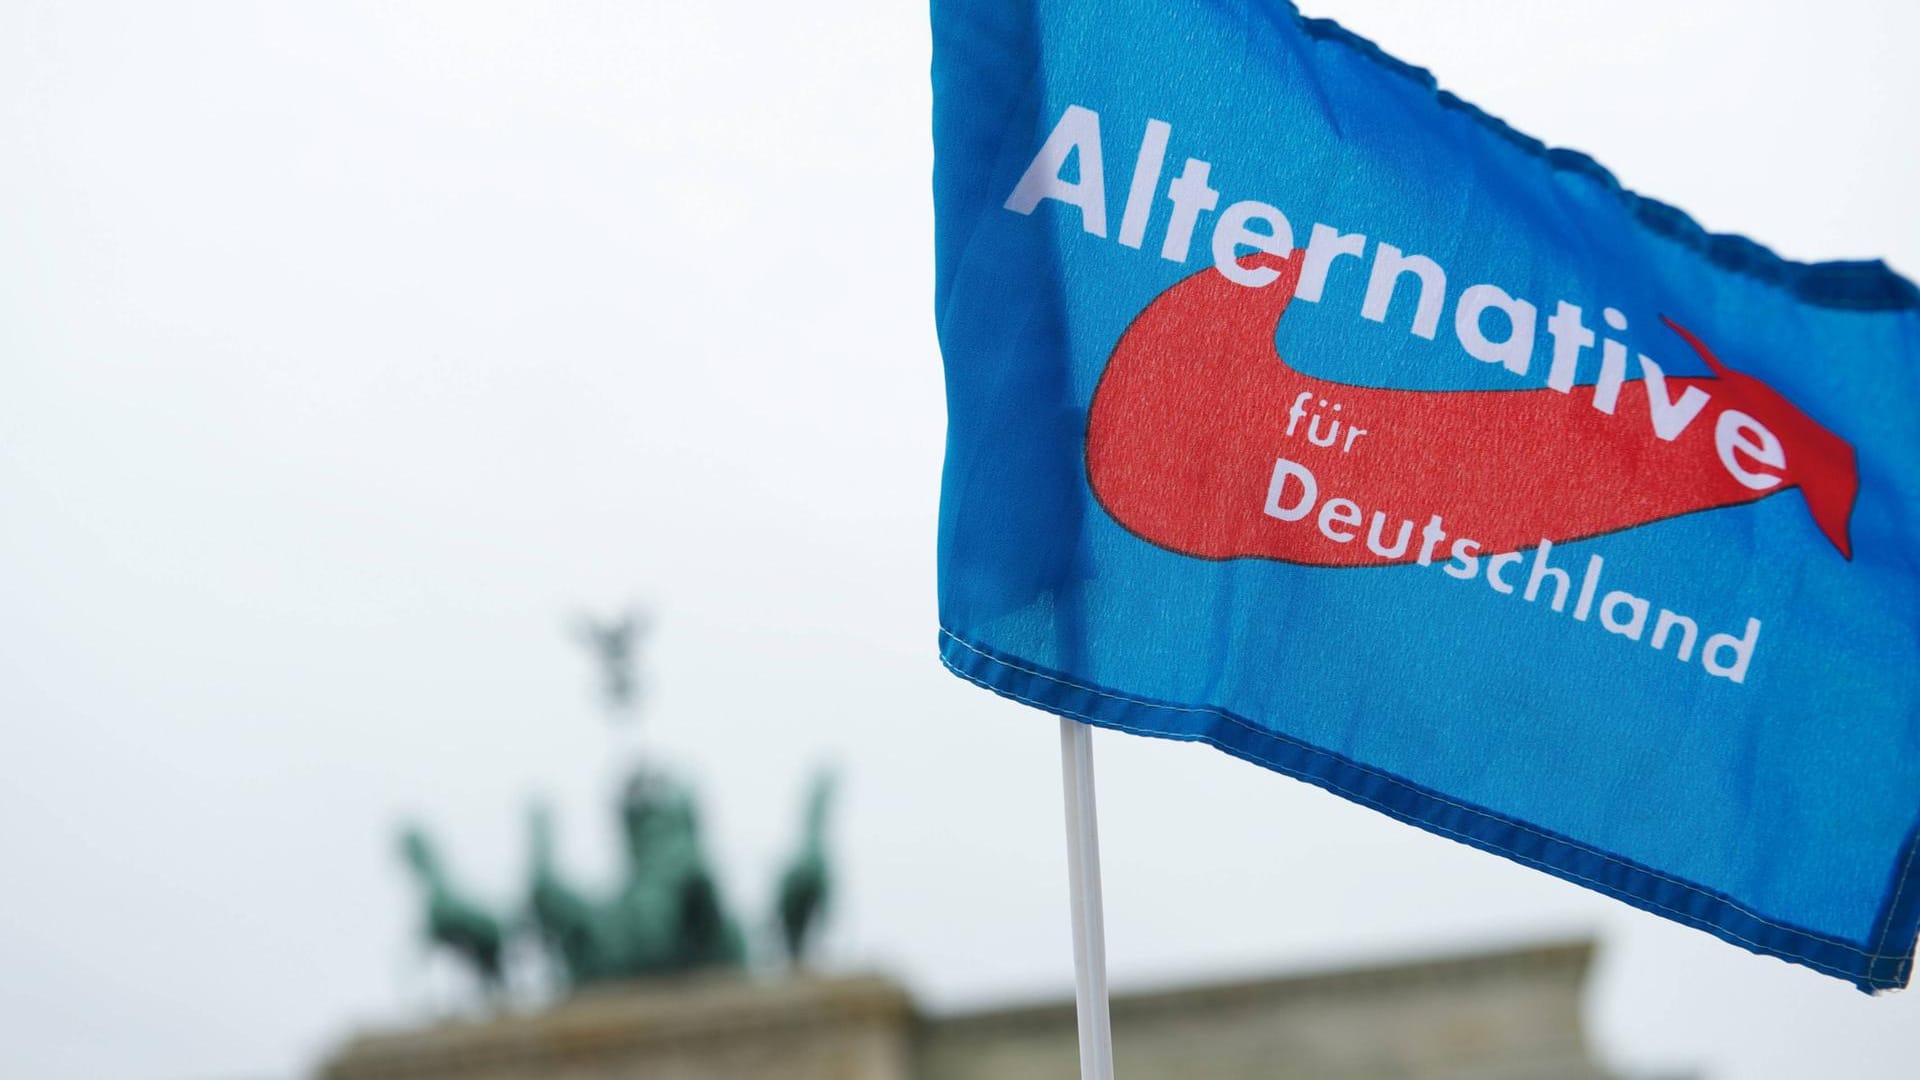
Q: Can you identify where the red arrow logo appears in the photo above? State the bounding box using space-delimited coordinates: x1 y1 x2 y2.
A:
1086 253 1859 566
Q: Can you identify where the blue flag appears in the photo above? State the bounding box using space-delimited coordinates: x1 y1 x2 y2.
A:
932 0 1920 990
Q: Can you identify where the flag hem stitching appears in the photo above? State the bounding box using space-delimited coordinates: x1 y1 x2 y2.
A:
939 624 1919 992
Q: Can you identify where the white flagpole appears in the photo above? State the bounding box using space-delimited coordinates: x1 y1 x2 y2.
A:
1059 716 1116 1079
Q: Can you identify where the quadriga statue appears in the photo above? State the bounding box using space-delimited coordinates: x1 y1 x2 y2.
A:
395 609 835 994
400 766 835 993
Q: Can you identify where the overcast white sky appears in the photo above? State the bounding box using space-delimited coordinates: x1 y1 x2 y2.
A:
3 2 1918 1078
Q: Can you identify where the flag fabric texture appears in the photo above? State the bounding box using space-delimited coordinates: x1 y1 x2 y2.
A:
931 0 1920 990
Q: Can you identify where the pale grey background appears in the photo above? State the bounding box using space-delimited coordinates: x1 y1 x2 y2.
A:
3 2 1917 1077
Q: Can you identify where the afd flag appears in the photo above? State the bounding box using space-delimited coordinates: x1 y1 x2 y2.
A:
932 0 1920 991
